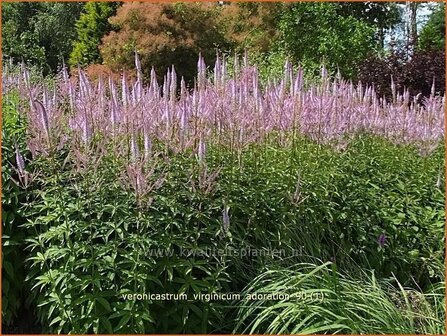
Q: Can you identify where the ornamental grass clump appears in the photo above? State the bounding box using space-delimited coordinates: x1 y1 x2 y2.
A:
234 262 446 335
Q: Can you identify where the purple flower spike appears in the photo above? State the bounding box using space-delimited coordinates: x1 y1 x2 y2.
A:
378 233 386 248
33 100 49 139
15 145 25 175
135 50 142 82
222 206 230 233
143 129 152 159
436 171 442 188
14 145 29 187
198 138 206 163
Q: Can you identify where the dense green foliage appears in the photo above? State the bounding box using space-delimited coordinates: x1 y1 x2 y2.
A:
336 2 401 48
276 3 377 78
69 2 120 67
1 2 445 333
1 2 84 73
2 2 443 82
1 93 29 326
262 2 402 78
419 3 446 51
98 2 403 81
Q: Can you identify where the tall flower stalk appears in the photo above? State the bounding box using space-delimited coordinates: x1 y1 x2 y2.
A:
2 53 444 193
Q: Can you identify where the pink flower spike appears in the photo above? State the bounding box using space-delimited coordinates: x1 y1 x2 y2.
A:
222 206 230 234
15 145 25 175
198 137 206 163
32 100 50 140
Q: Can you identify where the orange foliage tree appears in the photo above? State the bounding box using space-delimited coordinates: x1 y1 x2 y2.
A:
99 2 233 84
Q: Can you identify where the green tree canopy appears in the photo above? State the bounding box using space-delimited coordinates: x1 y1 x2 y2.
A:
2 2 84 73
419 3 445 51
336 2 402 48
277 2 378 79
69 2 121 67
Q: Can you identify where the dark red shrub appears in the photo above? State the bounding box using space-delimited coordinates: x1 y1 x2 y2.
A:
357 49 445 101
405 49 445 98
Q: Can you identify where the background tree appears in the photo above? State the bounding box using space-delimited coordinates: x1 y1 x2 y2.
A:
336 2 402 48
215 2 399 81
277 2 378 79
2 3 46 67
219 2 284 54
69 2 121 67
419 2 445 51
99 2 232 84
357 47 445 100
408 2 421 47
2 2 84 73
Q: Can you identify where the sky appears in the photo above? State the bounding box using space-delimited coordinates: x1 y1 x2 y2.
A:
384 2 439 48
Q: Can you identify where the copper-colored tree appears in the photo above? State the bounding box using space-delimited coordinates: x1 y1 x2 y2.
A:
100 2 232 84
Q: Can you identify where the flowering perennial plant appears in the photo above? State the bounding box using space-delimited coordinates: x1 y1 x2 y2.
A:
2 55 445 334
3 53 444 174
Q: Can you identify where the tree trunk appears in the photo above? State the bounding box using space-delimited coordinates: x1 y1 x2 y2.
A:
409 2 419 47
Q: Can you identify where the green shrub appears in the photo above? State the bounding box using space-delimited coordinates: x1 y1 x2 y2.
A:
14 135 444 333
69 2 120 67
2 92 31 325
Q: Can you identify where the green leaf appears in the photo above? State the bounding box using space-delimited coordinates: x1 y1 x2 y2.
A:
114 312 131 332
3 261 14 279
100 317 113 333
95 297 111 312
